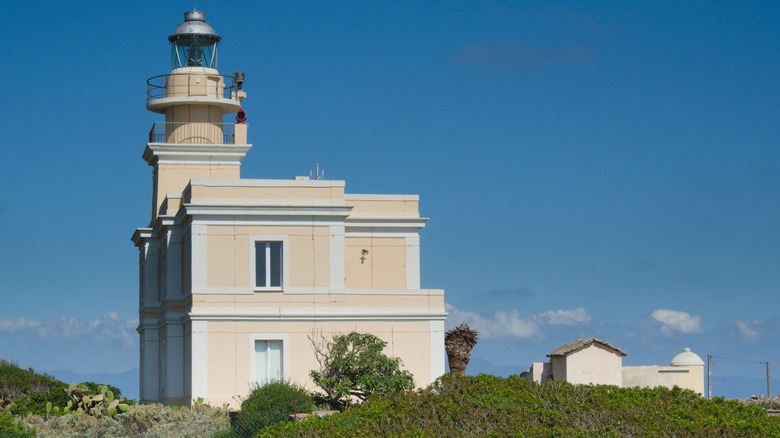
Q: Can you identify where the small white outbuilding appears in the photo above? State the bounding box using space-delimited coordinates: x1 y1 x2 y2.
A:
522 339 705 395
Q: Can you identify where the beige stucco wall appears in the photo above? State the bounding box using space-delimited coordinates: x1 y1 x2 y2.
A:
189 184 346 203
345 237 406 289
153 165 241 219
346 197 419 216
191 291 444 310
205 225 331 289
622 365 704 394
526 362 552 385
166 72 225 99
561 344 623 386
201 320 434 408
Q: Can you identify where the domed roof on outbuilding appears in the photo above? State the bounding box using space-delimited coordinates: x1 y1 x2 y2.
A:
670 347 704 366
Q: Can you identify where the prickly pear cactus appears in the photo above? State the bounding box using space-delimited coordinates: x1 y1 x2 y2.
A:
61 382 132 417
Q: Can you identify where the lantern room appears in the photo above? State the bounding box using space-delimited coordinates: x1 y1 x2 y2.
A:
168 10 220 70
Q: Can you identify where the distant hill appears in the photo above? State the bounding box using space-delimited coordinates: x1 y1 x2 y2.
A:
43 368 139 400
465 357 525 377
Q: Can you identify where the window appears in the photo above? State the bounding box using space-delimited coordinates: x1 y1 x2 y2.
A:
254 340 283 385
255 242 283 289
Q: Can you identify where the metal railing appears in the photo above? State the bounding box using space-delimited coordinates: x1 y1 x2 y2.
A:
146 73 238 102
148 122 236 144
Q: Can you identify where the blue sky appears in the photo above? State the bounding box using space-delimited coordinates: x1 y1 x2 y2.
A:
1 1 778 398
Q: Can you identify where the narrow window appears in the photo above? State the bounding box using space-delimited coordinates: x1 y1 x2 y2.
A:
255 242 283 289
254 340 283 385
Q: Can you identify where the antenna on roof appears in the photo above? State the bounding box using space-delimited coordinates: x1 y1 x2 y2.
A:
310 163 325 180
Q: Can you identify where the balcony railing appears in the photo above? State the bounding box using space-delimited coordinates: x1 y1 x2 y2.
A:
146 73 238 102
149 122 236 144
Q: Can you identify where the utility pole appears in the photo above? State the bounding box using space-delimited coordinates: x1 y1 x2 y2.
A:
767 361 771 399
707 354 712 400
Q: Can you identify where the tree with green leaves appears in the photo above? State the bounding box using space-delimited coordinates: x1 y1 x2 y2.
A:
309 332 414 408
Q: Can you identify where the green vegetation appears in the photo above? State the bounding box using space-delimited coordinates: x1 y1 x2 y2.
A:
260 374 780 437
5 354 780 437
0 360 69 416
229 381 316 437
309 332 415 409
59 382 131 417
76 381 123 399
241 381 315 415
0 410 35 437
25 402 230 437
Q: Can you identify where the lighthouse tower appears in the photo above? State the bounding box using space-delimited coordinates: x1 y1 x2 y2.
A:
133 10 446 408
144 10 249 223
134 10 251 405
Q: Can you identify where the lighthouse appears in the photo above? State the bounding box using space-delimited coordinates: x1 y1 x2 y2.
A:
144 10 250 223
133 10 445 408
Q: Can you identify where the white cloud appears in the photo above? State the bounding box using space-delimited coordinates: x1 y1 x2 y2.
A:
0 313 138 348
651 309 702 335
542 307 592 326
733 320 761 343
0 316 41 332
445 304 592 340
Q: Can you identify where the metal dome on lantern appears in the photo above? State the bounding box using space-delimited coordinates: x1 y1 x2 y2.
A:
169 10 221 70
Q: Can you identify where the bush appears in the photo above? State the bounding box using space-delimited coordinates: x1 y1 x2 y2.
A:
230 381 315 437
0 410 35 437
23 402 230 438
259 374 780 437
241 380 315 415
76 381 123 400
309 332 415 408
0 360 69 416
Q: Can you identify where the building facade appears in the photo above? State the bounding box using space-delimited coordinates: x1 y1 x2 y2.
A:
522 338 705 395
132 11 446 407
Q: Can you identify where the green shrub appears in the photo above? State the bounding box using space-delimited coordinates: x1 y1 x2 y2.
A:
23 402 230 438
77 381 123 399
259 374 780 437
0 410 35 437
0 360 69 416
231 409 292 438
309 332 415 409
232 381 315 437
241 380 315 415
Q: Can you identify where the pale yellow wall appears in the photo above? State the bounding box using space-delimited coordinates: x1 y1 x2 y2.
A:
525 362 552 385
622 365 704 395
347 199 419 215
166 73 225 99
154 164 241 220
551 357 566 382
190 290 444 311
203 320 433 408
188 184 345 202
563 345 623 386
205 225 331 289
678 365 704 395
345 237 406 289
167 103 223 123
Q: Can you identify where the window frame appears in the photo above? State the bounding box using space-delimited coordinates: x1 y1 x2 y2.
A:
250 235 288 292
248 334 289 386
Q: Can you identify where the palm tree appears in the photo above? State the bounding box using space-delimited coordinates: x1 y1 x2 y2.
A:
444 323 479 375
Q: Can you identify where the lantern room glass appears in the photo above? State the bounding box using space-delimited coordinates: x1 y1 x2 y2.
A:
171 38 218 69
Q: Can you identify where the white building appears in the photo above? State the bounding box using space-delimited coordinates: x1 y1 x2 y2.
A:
523 338 705 394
